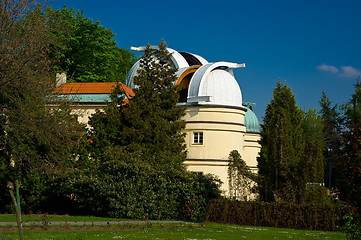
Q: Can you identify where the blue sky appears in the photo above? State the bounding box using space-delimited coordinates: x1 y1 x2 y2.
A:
51 0 361 121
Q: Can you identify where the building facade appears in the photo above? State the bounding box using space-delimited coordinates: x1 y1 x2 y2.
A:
53 47 261 197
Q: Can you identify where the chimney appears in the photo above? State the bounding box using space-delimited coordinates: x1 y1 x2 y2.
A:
56 72 67 88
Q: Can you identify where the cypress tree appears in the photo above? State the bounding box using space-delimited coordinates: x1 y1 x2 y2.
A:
89 40 187 169
258 81 305 203
319 91 343 188
302 108 328 204
340 78 361 212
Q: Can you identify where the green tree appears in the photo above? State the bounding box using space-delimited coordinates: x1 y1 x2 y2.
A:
319 91 343 190
302 108 328 204
228 150 257 200
257 81 305 203
0 0 84 212
89 41 187 168
341 78 361 212
45 6 136 83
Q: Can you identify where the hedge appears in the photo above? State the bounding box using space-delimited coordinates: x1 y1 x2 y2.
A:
205 199 353 231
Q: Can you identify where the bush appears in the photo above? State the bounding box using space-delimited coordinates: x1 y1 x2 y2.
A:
341 214 361 240
54 161 221 220
206 199 352 231
16 149 221 221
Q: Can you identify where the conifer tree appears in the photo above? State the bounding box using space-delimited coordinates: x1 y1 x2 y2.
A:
319 91 343 188
340 78 361 212
302 109 325 184
89 41 187 169
302 108 328 203
258 81 305 203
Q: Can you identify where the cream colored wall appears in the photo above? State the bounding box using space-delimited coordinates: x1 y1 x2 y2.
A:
47 104 105 127
183 106 247 195
69 104 105 126
243 132 261 171
184 160 229 195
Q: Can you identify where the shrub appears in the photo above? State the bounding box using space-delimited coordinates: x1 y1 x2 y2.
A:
341 214 361 240
206 199 352 231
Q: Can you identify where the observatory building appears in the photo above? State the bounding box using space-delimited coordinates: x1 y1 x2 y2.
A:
126 47 261 196
52 46 261 197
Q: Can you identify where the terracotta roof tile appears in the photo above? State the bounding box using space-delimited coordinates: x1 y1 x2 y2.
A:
53 82 134 98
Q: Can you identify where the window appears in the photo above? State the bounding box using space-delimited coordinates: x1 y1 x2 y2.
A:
193 132 203 145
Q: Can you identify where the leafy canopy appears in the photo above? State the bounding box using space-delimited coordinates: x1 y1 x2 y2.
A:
0 0 84 211
46 6 137 83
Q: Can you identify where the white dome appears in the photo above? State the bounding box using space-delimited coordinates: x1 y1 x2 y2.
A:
187 62 243 108
125 47 209 88
203 69 242 106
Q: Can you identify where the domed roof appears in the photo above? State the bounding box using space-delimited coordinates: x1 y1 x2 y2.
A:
244 107 260 133
125 46 208 88
187 62 243 108
125 46 247 109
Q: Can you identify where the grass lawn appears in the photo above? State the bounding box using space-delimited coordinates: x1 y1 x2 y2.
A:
0 214 120 223
0 222 346 240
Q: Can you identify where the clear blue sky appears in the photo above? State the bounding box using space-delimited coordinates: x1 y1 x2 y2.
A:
51 0 361 121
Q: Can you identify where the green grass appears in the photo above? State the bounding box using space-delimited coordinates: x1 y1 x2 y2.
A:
0 222 346 240
0 214 121 222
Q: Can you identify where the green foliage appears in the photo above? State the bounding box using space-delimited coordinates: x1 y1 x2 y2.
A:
339 78 361 212
258 81 327 204
68 41 221 220
319 91 343 189
30 147 221 220
302 109 329 204
228 150 257 200
302 109 325 184
45 6 137 82
0 0 84 212
341 214 361 240
258 81 305 203
206 199 352 231
89 41 187 169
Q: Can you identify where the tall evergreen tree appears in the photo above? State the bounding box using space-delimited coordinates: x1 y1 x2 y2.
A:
319 91 343 188
302 108 325 184
257 81 305 203
302 108 328 203
89 41 187 168
341 78 361 212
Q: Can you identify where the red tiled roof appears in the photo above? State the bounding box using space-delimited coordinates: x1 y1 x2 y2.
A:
53 82 135 98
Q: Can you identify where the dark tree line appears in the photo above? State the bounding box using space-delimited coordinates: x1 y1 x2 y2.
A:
258 79 361 214
257 81 326 204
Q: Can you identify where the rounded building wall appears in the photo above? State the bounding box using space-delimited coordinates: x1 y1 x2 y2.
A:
183 105 247 194
243 132 261 171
